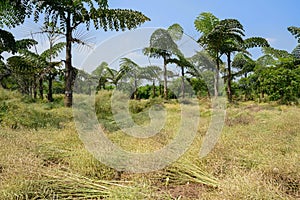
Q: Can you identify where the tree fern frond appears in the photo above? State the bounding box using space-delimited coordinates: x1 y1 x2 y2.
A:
288 26 300 43
41 42 65 60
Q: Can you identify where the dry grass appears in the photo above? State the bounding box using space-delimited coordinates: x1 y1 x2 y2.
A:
0 91 299 199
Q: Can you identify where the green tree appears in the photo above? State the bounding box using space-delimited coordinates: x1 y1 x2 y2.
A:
288 26 300 60
0 0 32 28
258 66 300 104
165 24 194 99
232 53 256 78
195 12 269 102
144 27 179 99
0 29 37 89
104 65 130 88
167 53 194 99
33 0 150 107
119 58 143 99
6 56 38 95
188 50 216 98
92 61 109 90
194 12 221 97
222 36 269 102
19 42 65 101
141 65 162 98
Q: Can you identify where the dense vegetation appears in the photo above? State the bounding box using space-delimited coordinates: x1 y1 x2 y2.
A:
1 9 299 104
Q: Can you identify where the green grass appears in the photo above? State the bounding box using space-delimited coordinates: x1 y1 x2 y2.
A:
0 90 299 199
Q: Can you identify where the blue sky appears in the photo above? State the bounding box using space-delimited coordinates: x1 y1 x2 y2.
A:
108 0 299 51
7 0 300 69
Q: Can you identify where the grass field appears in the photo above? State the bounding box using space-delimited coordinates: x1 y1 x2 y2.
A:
0 89 299 199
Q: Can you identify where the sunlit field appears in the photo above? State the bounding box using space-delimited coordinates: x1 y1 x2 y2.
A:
0 90 299 199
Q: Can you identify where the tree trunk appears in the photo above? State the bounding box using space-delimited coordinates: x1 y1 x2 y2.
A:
226 53 232 103
214 54 220 97
181 66 185 99
134 74 137 100
152 80 156 97
39 77 43 100
159 83 162 97
33 77 37 99
163 56 168 99
48 75 53 102
64 12 73 107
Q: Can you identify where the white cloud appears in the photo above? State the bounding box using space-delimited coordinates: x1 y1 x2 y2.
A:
266 38 277 46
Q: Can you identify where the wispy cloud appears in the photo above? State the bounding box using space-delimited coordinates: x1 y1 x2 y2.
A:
266 38 277 46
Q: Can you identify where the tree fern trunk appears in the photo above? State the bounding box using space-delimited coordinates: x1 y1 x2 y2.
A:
39 77 43 100
227 53 232 102
64 12 73 107
152 80 156 97
181 66 185 99
214 55 220 97
48 75 53 102
163 56 168 99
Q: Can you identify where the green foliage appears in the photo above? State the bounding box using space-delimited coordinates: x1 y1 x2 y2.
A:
291 44 300 59
256 54 276 67
167 23 184 42
189 77 210 97
288 26 300 43
0 29 16 55
0 0 32 28
144 29 179 59
30 0 149 107
243 37 269 49
259 66 300 104
5 56 36 94
0 29 36 60
262 46 292 59
0 93 70 129
52 81 65 94
136 84 153 99
232 53 256 78
237 64 300 104
194 12 219 36
33 0 150 32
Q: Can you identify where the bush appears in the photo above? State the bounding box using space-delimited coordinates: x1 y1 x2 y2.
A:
94 90 166 132
0 92 71 129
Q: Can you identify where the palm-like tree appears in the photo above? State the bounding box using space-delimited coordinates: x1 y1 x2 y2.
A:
119 58 143 99
195 12 269 102
194 12 221 97
92 61 109 90
188 50 217 98
6 55 38 95
141 65 162 97
143 28 179 99
104 65 131 89
0 29 37 89
221 36 269 102
167 53 195 99
288 26 300 59
0 0 32 28
33 0 150 107
19 41 65 101
232 53 256 78
0 29 37 59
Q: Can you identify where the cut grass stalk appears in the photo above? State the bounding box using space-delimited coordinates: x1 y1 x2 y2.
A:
165 160 218 187
41 170 131 199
